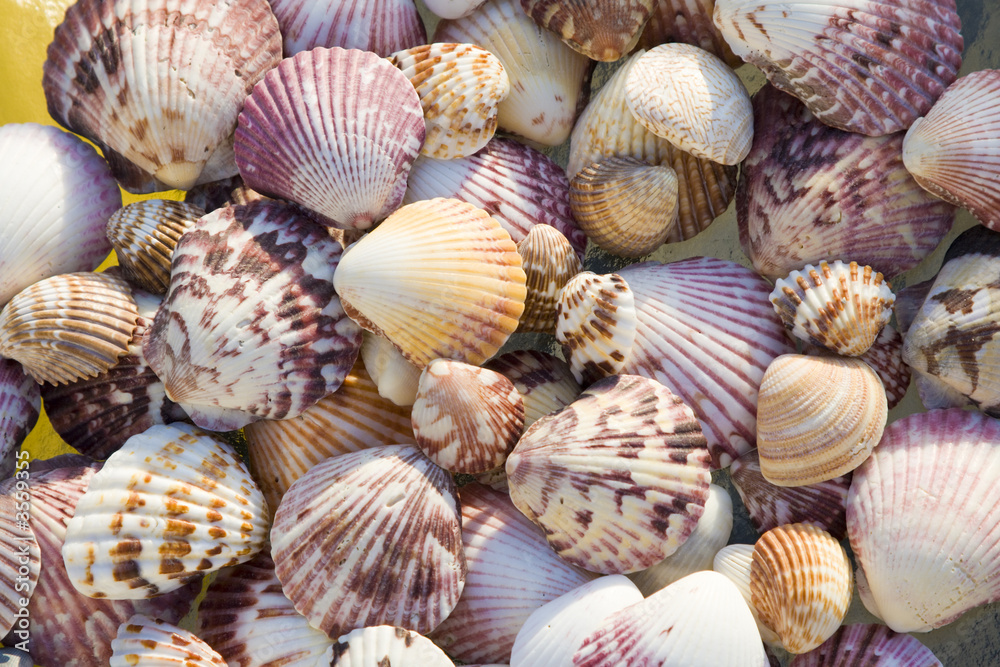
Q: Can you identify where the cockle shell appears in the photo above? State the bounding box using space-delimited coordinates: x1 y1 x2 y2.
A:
638 0 739 66
333 626 453 667
111 615 226 666
0 359 39 477
0 123 119 310
333 198 526 368
515 224 582 334
485 350 581 430
506 374 711 574
42 0 282 191
0 480 40 637
390 43 510 160
790 623 942 667
268 0 426 56
235 47 425 230
519 0 654 61
105 200 203 294
360 331 422 407
712 0 964 136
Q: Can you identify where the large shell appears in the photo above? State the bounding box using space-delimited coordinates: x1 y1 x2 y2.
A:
110 615 227 667
506 374 712 574
484 350 581 430
0 359 40 477
143 201 362 431
424 0 487 18
712 543 779 645
333 198 526 368
333 626 453 667
106 200 203 294
43 0 282 191
235 47 425 230
519 0 653 61
268 0 425 56
790 623 942 667
0 123 119 310
712 0 963 136
638 0 739 66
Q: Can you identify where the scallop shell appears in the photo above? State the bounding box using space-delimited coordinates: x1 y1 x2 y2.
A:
271 445 466 638
638 0 739 66
894 278 934 337
771 261 895 356
269 0 425 56
0 359 40 477
111 615 226 667
424 0 487 18
143 200 362 431
0 123 119 309
737 84 956 280
333 626 453 667
858 324 910 410
519 0 654 61
434 0 592 146
390 43 510 160
789 623 942 667
484 350 582 430
515 224 582 334
333 198 526 368
712 543 780 645
506 374 712 574
106 200 203 294
0 271 139 386
0 482 41 637
235 47 425 230
569 157 680 258
360 331 422 407
42 0 282 191
712 0 963 136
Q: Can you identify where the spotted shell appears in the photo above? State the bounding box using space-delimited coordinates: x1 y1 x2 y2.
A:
268 0 426 57
519 0 654 61
110 615 227 666
516 224 583 334
105 200 203 294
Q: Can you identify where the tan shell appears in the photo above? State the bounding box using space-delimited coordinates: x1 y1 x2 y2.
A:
519 0 654 61
516 224 582 334
110 615 226 666
105 200 203 294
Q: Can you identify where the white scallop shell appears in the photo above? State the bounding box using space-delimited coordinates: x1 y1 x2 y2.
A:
360 331 422 407
712 543 780 645
111 615 226 666
424 0 487 19
332 626 453 667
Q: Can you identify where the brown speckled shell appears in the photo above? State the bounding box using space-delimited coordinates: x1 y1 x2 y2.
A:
519 0 654 61
106 200 203 294
516 224 582 334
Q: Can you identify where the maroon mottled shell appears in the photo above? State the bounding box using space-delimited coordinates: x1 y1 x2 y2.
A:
484 350 582 430
269 0 426 56
638 0 740 66
790 623 941 666
859 325 910 410
0 360 39 477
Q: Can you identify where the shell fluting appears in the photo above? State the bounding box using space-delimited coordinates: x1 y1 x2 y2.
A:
484 349 582 430
110 615 227 667
332 626 453 667
106 200 204 294
638 0 739 66
268 0 426 57
789 623 942 667
519 0 654 61
0 359 40 477
515 224 583 334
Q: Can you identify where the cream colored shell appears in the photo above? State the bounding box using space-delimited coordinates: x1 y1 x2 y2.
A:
110 615 227 666
516 224 583 334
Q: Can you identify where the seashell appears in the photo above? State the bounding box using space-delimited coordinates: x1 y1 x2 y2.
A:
143 200 362 431
858 324 910 410
390 43 510 160
731 449 850 540
111 615 226 666
519 0 654 61
770 260 895 356
569 157 679 258
914 371 971 411
404 138 586 259
332 626 453 667
360 332 422 407
506 374 712 574
618 257 795 468
271 445 466 638
712 0 963 136
106 200 203 294
0 271 139 386
0 359 40 477
847 408 1000 632
0 123 119 309
903 70 1000 230
894 278 934 337
568 51 737 243
625 43 753 165
485 350 581 430
750 524 853 654
515 224 582 334
412 359 524 474
269 0 425 57
712 543 780 645
638 0 740 66
434 0 591 146
789 623 942 667
555 272 637 387
424 0 487 19
333 198 526 368
737 85 956 280
185 175 250 213
235 47 425 230
429 483 598 664
756 354 887 486
43 0 282 191
0 482 40 637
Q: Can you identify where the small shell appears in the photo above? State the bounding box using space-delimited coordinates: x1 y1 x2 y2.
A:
790 623 942 667
111 615 227 667
269 0 426 56
360 332 422 407
519 0 654 61
0 359 40 477
106 200 203 294
515 224 583 334
484 350 582 430
332 626 453 667
638 0 739 66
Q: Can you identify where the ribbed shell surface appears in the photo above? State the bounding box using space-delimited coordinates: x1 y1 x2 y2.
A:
0 486 40 636
110 615 227 666
519 0 654 61
790 623 942 666
484 349 582 430
858 325 910 410
638 0 739 65
106 200 204 294
515 224 583 334
332 626 454 667
0 359 40 476
269 0 425 56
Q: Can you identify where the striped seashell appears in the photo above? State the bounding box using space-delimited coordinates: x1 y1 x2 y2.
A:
712 543 780 645
515 224 582 334
638 0 740 66
333 198 526 368
360 332 422 407
507 374 712 574
42 0 282 191
790 623 942 667
390 43 510 160
903 70 1000 230
770 261 895 357
184 175 250 213
0 271 139 386
434 0 592 146
519 0 654 61
106 200 203 294
568 51 736 243
111 615 226 666
333 626 453 667
569 157 680 257
0 483 40 637
144 201 362 431
738 85 956 280
618 257 795 468
555 272 637 387
858 325 910 410
625 43 753 165
236 47 425 230
0 359 40 477
271 445 466 638
894 278 933 337
713 0 963 136
485 350 581 430
404 138 586 259
429 484 599 664
412 359 524 474
425 0 488 18
269 0 425 56
197 552 335 667
0 123 118 310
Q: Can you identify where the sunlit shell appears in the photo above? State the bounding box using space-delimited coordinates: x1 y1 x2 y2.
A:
738 84 956 280
0 123 119 310
360 331 422 407
271 445 465 638
143 200 361 431
520 0 653 61
269 0 425 56
333 198 526 368
638 0 739 66
43 0 282 191
507 374 711 574
110 615 226 666
0 359 40 477
333 626 453 667
712 543 780 645
713 0 963 136
0 271 139 386
569 157 679 258
0 483 40 637
858 325 910 410
235 47 425 230
789 623 942 667
484 350 581 430
390 43 509 159
434 0 591 146
516 224 582 334
106 200 203 294
425 0 487 18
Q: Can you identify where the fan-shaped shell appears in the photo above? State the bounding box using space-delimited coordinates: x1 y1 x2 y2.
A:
0 359 40 477
485 350 581 430
520 0 653 61
43 0 282 191
638 0 739 66
106 200 203 294
790 623 942 667
111 615 226 666
333 626 453 667
269 0 425 56
515 224 582 334
859 324 910 410
0 483 40 637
